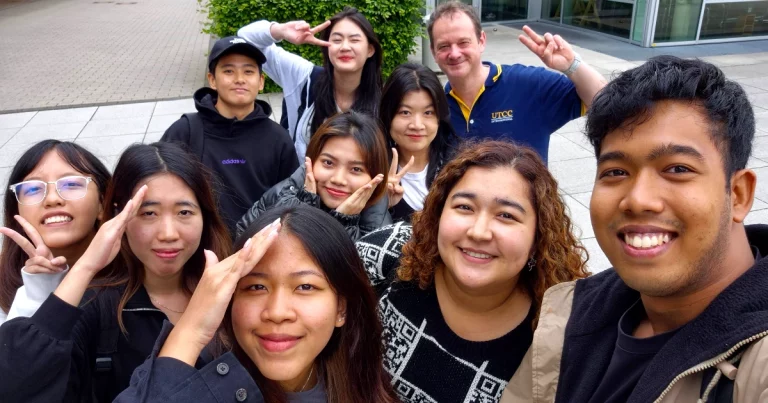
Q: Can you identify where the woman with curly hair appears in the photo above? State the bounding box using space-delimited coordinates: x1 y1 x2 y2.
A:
354 140 590 402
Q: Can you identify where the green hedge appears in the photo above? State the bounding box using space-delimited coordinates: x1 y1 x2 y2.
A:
200 0 424 93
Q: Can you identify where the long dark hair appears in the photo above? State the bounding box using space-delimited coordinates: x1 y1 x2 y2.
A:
223 205 397 403
305 111 389 207
310 7 383 136
100 142 231 332
379 62 461 187
0 140 111 313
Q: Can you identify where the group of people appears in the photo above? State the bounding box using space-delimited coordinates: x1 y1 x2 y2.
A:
0 1 765 402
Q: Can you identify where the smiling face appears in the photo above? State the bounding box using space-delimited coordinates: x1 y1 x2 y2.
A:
16 150 103 251
125 173 203 280
327 18 375 75
232 233 345 391
437 166 536 294
390 89 439 159
208 53 264 110
590 101 736 297
312 136 372 209
431 12 486 82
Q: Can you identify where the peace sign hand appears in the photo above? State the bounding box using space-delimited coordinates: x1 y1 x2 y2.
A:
386 148 415 208
518 25 576 72
335 174 384 216
272 20 331 47
0 216 67 274
303 157 317 194
73 185 148 276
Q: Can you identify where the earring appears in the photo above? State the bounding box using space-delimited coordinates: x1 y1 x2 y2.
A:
527 257 536 272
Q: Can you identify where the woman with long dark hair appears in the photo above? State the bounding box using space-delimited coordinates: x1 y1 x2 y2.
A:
355 140 590 402
237 111 391 241
237 6 383 160
379 62 461 222
0 142 232 402
0 140 110 325
115 204 398 403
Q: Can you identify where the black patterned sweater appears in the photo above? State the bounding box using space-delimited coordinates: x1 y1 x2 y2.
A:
356 222 533 403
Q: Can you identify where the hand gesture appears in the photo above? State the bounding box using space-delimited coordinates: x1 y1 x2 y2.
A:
0 216 67 274
73 185 148 275
303 157 317 194
273 20 331 47
518 25 576 72
386 148 415 208
161 219 281 364
335 174 384 216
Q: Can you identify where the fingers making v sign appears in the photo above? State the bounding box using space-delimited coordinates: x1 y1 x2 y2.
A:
386 148 416 208
335 174 385 216
274 20 331 47
0 216 68 274
518 25 576 72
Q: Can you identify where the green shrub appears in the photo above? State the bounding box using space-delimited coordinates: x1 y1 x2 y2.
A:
200 0 424 93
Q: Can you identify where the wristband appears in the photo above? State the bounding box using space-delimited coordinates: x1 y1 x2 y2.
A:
561 52 582 76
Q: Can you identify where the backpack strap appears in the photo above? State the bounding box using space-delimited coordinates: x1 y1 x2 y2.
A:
92 289 121 402
292 66 324 139
183 112 206 160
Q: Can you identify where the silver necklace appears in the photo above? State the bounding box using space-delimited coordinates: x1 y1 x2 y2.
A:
150 296 185 313
299 367 313 392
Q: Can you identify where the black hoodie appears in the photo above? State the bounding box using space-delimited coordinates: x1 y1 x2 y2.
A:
555 224 768 403
161 88 299 236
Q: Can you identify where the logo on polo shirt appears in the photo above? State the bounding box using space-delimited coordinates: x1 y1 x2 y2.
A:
491 109 514 123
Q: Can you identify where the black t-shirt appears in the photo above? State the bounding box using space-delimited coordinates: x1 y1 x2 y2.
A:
587 300 679 403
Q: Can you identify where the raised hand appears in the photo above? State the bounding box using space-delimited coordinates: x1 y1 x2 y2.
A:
0 216 67 274
518 25 576 72
386 148 415 208
160 218 282 365
304 157 317 194
73 185 148 276
271 20 331 47
335 174 384 216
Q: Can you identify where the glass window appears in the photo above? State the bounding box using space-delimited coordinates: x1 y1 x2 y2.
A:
542 0 562 21
654 0 704 42
482 0 529 20
699 1 768 39
562 0 635 38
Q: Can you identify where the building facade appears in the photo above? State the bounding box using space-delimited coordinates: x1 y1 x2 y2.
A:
429 0 767 47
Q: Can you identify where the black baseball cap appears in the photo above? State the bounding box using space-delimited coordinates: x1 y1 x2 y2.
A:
208 36 267 73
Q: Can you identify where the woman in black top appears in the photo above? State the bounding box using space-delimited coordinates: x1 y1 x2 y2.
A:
380 63 461 223
355 140 590 402
115 205 398 403
0 142 232 402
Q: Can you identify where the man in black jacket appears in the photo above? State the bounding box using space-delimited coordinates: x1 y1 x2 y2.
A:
502 56 768 403
161 36 299 236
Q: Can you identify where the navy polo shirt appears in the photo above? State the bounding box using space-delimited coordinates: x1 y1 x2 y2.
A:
446 62 585 164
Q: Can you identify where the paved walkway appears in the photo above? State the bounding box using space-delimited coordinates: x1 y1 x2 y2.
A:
0 0 209 112
0 23 767 272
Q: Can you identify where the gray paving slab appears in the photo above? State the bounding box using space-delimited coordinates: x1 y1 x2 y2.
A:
550 157 598 194
749 157 768 169
0 112 36 129
564 194 595 239
0 141 54 168
754 136 768 160
754 167 768 205
8 123 85 145
570 191 592 209
79 117 150 138
153 99 197 116
75 134 145 158
147 115 181 134
745 209 768 225
549 134 594 162
26 107 97 126
143 132 165 144
92 102 157 121
753 197 768 211
0 128 20 148
0 0 209 112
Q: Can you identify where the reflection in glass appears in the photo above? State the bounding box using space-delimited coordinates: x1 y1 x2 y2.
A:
700 1 768 39
482 0 529 20
654 0 704 42
562 0 634 38
542 0 562 20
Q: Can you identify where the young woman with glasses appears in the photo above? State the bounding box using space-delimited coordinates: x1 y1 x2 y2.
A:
0 140 111 325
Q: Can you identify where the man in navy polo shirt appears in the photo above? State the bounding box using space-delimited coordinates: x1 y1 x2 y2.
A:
427 1 607 164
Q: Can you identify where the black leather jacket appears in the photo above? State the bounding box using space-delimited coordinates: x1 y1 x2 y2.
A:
236 166 392 241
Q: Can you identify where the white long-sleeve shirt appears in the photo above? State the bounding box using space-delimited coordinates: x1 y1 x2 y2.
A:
0 267 67 326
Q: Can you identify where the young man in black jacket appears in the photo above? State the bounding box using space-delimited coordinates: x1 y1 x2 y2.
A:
502 56 768 402
161 36 299 236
